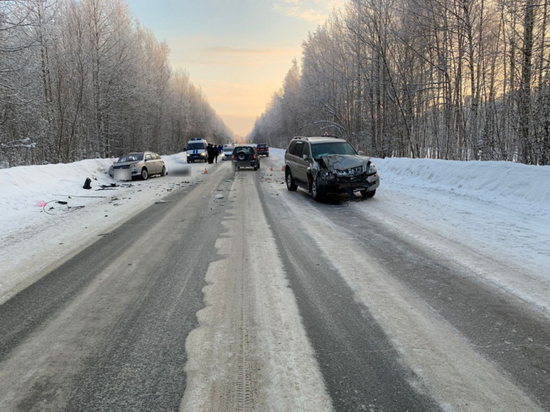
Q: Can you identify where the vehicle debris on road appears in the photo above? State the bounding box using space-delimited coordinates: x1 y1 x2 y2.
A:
42 200 85 215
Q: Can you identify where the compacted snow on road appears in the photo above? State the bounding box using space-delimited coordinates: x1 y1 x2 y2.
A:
5 149 548 313
1 149 549 410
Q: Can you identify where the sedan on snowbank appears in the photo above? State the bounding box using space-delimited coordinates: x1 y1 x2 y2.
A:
109 151 166 180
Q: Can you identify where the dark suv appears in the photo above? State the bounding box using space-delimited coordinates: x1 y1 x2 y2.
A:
256 143 269 157
284 136 379 200
232 145 260 170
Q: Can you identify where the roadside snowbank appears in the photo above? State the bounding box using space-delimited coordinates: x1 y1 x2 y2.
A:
271 148 550 314
375 157 550 220
0 152 218 303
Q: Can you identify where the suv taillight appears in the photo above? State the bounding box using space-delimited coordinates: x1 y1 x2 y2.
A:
253 154 257 159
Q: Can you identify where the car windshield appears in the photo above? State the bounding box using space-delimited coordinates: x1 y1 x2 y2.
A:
311 142 357 158
118 153 143 162
188 142 205 150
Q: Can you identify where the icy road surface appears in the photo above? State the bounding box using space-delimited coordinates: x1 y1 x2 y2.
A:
0 150 549 411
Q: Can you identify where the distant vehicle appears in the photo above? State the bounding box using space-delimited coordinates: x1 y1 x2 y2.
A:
256 143 269 157
186 138 208 163
222 145 234 161
109 151 166 181
232 145 260 171
284 136 379 200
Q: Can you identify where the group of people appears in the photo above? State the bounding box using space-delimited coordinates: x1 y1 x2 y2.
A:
207 144 223 164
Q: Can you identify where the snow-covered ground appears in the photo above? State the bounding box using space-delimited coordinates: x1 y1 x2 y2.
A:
370 155 550 314
1 150 549 316
0 152 219 304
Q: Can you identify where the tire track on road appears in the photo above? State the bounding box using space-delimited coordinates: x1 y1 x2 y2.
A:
181 168 332 412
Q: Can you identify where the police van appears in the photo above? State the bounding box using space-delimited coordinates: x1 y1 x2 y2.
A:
186 138 208 163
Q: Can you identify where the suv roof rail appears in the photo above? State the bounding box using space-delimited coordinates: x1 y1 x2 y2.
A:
292 135 342 140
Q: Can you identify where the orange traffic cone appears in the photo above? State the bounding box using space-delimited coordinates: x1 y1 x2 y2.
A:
281 166 285 171
270 166 274 172
204 168 208 174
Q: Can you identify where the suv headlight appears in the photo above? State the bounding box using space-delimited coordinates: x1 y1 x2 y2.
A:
368 162 377 174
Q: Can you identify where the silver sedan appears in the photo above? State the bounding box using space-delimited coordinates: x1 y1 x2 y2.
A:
109 151 166 180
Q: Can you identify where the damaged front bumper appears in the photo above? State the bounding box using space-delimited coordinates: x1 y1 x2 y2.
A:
310 154 380 195
321 171 380 192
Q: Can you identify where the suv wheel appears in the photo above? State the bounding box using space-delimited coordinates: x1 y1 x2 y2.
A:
311 175 325 201
285 169 297 191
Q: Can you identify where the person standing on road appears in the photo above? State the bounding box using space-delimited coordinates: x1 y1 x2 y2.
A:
207 144 214 164
214 145 218 163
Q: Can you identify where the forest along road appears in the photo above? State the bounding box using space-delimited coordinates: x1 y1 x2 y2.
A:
0 156 549 411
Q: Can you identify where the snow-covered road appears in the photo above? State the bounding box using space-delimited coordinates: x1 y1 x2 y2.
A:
0 149 549 410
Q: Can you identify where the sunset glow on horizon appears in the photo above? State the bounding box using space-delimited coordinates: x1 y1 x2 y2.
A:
125 0 344 137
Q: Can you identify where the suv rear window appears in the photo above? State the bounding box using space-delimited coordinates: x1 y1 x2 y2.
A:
287 141 297 154
291 142 304 157
234 146 254 155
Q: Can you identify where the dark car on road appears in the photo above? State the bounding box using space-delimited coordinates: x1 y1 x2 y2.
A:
284 136 379 200
232 145 260 170
256 143 269 157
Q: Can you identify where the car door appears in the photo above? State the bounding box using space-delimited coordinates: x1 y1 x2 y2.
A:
144 153 154 173
289 141 304 183
153 153 163 174
293 142 312 183
300 143 313 182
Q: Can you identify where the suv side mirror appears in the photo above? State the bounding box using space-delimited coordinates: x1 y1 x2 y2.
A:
358 150 365 156
302 154 309 160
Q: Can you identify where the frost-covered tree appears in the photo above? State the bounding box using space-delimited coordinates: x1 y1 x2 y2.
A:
0 0 232 167
250 0 549 164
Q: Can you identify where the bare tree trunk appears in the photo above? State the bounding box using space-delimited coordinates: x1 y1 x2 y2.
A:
519 0 535 164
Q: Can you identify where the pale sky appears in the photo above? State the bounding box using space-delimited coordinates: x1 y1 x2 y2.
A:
125 0 343 137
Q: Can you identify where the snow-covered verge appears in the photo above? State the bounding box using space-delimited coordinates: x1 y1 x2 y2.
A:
375 157 550 220
270 148 550 315
0 152 219 304
370 156 550 280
